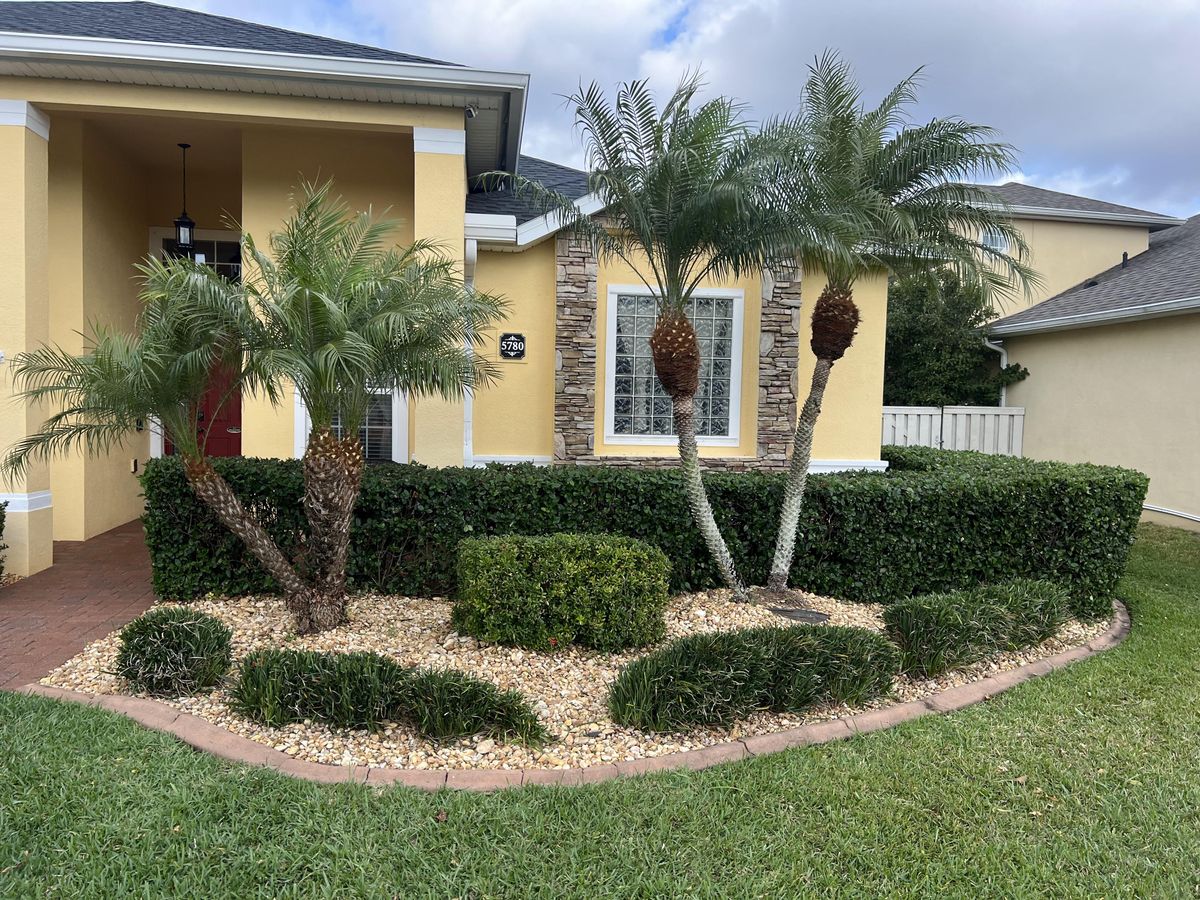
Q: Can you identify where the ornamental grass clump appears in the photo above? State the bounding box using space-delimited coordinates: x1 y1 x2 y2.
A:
230 648 546 743
113 607 232 696
609 624 898 732
883 578 1070 676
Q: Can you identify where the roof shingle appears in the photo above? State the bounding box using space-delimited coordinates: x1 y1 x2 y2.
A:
971 182 1174 223
991 214 1200 333
467 156 591 223
0 1 456 66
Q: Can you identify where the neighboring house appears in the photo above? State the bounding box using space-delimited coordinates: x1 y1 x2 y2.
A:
990 214 1200 531
969 182 1183 313
0 1 890 575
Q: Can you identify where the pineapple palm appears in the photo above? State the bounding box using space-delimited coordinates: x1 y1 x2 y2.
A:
4 182 505 633
491 75 861 599
765 54 1041 593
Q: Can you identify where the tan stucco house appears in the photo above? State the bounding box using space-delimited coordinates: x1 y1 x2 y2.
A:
0 1 892 576
990 212 1200 531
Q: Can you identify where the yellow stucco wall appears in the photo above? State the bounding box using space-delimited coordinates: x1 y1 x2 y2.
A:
800 269 890 461
1004 218 1150 314
1006 316 1200 529
239 125 417 460
471 243 557 459
0 120 53 575
47 118 175 541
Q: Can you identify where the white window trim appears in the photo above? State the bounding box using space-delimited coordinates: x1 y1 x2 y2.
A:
980 227 1008 253
604 284 743 448
146 227 244 459
293 388 409 463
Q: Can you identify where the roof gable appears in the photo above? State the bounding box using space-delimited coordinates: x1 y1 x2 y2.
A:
991 214 1200 335
0 1 456 66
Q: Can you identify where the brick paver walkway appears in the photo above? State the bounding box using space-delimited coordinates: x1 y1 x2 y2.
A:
0 521 154 690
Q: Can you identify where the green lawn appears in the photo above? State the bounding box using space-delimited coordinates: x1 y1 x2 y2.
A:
3 524 1200 898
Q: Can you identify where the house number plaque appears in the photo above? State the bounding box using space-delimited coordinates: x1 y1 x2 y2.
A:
499 333 527 359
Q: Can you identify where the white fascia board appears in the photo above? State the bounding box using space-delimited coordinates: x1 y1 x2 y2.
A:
0 99 49 139
990 294 1200 337
0 490 53 513
465 212 517 244
0 31 530 95
977 201 1185 231
516 194 605 247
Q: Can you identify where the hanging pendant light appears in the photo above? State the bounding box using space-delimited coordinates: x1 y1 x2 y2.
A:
173 142 195 253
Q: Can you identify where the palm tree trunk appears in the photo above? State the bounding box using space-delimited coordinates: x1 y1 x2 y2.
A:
299 427 364 632
673 395 747 599
181 456 307 598
767 359 833 592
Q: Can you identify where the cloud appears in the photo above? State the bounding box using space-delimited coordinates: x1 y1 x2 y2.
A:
169 0 1200 215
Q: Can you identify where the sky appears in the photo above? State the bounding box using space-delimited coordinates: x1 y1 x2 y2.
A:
174 0 1200 216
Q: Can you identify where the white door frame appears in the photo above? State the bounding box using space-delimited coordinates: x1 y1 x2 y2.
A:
146 227 243 458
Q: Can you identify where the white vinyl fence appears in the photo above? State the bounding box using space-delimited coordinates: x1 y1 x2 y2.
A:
882 406 1025 456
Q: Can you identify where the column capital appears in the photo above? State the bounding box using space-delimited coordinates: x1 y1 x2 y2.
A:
0 100 49 140
412 126 465 155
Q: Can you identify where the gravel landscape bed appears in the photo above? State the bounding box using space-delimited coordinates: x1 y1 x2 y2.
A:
42 591 1110 771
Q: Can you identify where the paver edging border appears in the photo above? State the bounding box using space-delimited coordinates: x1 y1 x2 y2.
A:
21 600 1130 792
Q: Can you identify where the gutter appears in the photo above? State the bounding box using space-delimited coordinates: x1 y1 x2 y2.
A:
990 294 1200 337
981 336 1010 405
465 192 605 250
975 200 1185 231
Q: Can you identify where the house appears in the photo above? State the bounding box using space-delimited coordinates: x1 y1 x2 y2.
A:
969 182 1183 313
990 214 1200 531
0 1 891 576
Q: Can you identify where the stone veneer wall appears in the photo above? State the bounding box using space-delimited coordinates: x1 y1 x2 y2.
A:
552 234 801 471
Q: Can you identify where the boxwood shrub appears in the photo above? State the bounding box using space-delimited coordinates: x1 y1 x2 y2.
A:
608 625 899 732
454 533 670 651
141 449 1146 608
113 607 232 696
883 579 1071 676
229 648 546 743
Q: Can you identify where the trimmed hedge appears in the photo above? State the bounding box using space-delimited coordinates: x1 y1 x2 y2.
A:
141 449 1147 607
608 625 898 732
454 534 670 651
230 649 546 743
113 607 232 696
883 579 1071 676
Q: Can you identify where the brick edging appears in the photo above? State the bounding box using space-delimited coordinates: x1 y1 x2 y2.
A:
21 601 1130 792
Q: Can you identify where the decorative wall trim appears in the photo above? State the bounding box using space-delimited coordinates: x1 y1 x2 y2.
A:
552 235 803 472
0 99 50 140
412 127 466 155
0 490 52 513
1143 502 1200 525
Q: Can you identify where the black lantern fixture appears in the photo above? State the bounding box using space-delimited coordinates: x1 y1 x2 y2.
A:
173 142 195 253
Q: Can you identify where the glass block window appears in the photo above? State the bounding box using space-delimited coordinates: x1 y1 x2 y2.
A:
611 293 736 438
332 393 393 462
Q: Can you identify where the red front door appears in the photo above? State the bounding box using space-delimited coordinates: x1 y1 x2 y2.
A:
165 367 242 457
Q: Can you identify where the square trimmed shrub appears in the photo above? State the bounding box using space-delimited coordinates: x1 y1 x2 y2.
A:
141 450 1147 611
883 578 1070 677
453 533 671 652
608 624 899 732
113 606 232 696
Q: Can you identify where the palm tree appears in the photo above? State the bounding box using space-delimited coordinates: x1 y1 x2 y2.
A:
4 183 505 633
491 74 861 599
764 54 1040 593
243 181 506 630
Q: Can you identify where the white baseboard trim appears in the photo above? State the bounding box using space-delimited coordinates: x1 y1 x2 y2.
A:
1143 502 1200 525
0 490 53 512
809 459 890 474
470 455 553 467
